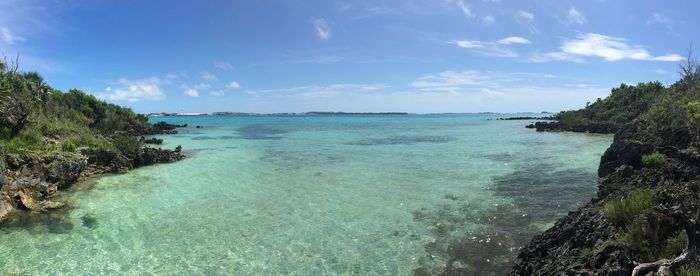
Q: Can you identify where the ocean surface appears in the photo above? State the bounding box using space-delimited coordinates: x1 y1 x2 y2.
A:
0 114 612 275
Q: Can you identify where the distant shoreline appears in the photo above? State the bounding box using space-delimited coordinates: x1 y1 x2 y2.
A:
146 111 554 117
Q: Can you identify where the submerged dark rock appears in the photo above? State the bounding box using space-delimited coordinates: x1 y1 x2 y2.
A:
349 135 453 146
81 213 98 229
235 125 289 140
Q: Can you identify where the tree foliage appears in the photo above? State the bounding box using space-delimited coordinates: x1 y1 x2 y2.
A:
0 59 151 154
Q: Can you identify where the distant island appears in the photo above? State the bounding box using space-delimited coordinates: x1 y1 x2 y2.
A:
146 111 410 117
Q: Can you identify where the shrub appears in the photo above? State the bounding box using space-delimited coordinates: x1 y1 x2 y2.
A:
61 141 76 152
688 101 700 122
642 151 667 168
112 135 142 155
659 231 687 259
678 266 700 276
602 188 655 228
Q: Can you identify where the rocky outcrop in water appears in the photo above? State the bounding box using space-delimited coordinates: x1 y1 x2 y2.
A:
509 120 700 275
0 148 87 222
526 121 619 134
126 121 186 135
0 141 185 224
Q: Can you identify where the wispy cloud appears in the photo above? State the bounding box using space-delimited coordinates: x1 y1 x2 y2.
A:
193 82 210 90
181 84 200 97
1 27 26 44
455 0 474 19
227 81 241 89
411 71 487 93
482 15 495 25
97 77 165 102
567 7 587 26
201 71 217 81
213 61 233 70
410 70 568 92
408 70 607 103
311 17 331 40
246 83 390 98
548 33 682 62
450 36 531 58
516 10 534 20
210 90 225 96
497 36 531 45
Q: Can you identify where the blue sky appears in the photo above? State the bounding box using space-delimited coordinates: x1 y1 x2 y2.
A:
0 0 696 113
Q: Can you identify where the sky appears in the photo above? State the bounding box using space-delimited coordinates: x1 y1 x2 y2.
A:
0 0 697 113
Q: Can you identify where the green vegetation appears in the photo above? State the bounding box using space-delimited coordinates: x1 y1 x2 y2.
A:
599 188 684 261
678 265 700 276
555 81 666 131
642 151 667 168
0 58 151 155
602 188 656 228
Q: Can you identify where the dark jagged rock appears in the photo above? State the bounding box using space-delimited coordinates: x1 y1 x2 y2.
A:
133 147 185 167
0 142 185 224
498 116 553 121
0 152 88 222
141 137 163 145
509 119 700 275
528 121 619 134
508 206 636 275
125 121 186 135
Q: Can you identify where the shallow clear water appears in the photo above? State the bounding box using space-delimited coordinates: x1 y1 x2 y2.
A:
0 114 611 275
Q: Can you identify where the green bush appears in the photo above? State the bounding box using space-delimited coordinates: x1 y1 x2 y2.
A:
678 265 700 276
642 151 667 168
113 135 142 155
688 101 700 122
602 188 655 228
659 231 687 259
61 141 76 152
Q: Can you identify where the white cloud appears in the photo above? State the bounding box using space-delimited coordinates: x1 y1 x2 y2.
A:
242 71 605 113
227 81 241 89
651 12 667 24
214 61 233 70
311 17 331 40
497 36 531 45
97 77 165 102
556 33 682 62
455 0 474 19
482 15 495 25
1 27 26 44
517 10 534 20
246 83 390 98
567 7 587 25
411 71 486 92
194 82 210 90
185 89 199 97
450 36 531 58
201 71 217 81
410 70 568 93
210 90 225 96
180 83 200 97
529 52 585 63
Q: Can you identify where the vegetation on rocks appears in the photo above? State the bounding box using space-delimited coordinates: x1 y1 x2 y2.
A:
0 58 185 224
512 50 700 275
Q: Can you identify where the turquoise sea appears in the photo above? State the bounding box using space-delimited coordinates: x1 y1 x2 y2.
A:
0 114 612 275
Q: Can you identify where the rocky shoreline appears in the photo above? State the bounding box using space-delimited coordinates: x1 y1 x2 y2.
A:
525 121 619 134
510 120 700 274
0 122 186 224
